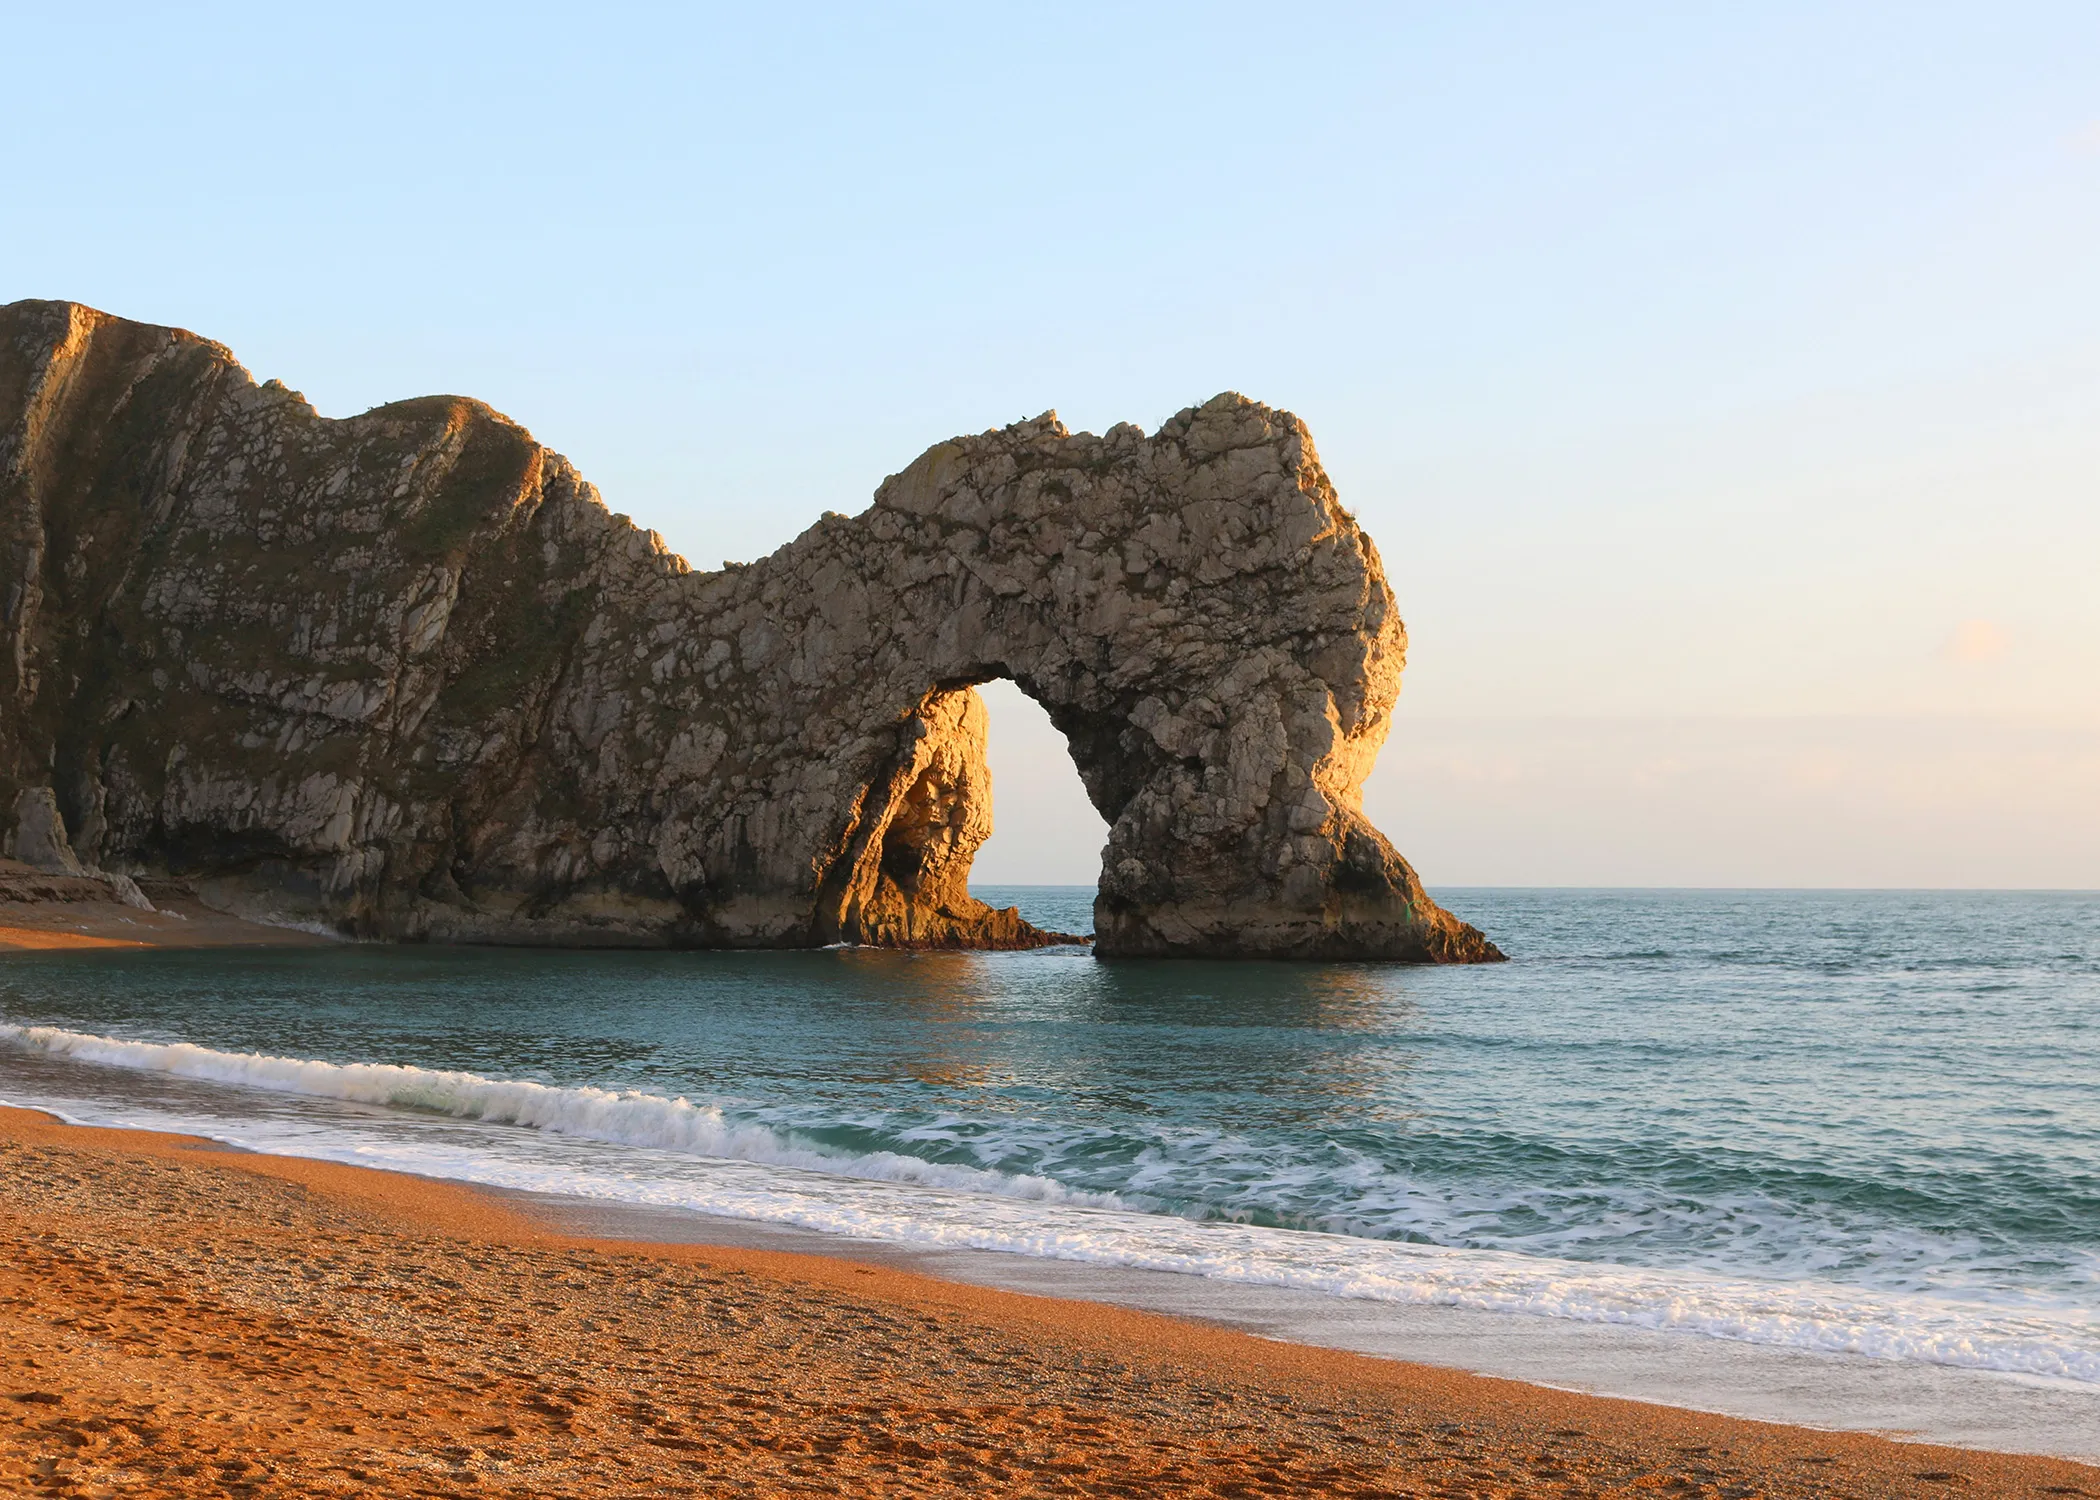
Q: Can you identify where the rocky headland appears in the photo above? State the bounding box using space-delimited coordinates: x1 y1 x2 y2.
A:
0 300 1499 961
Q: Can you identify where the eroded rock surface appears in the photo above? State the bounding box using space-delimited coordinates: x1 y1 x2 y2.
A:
0 300 1499 960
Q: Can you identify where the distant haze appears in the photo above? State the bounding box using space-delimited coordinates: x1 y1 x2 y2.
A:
973 691 2100 891
9 5 2096 888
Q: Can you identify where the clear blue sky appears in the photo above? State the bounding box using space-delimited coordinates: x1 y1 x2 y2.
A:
8 3 2096 885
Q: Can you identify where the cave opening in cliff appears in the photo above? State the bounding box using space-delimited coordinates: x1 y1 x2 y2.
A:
969 678 1109 896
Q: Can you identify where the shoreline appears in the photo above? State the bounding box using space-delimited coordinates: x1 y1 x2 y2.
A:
3 1103 2092 1497
506 1187 2100 1464
0 857 331 951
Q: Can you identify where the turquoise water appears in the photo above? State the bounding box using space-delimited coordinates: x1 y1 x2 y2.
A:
2 888 2095 1384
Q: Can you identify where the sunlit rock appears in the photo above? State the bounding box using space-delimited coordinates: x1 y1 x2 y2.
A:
0 300 1499 960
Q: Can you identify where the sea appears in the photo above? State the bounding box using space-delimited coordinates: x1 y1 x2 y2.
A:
3 888 2096 1457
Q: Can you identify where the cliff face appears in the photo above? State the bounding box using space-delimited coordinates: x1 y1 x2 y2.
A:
0 300 1500 961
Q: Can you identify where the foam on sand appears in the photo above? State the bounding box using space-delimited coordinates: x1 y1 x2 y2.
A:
3 1020 2096 1387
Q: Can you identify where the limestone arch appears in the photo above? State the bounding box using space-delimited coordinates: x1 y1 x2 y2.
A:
0 298 1498 961
672 398 1498 961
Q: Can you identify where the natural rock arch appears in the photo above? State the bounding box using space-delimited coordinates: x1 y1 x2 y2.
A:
0 300 1499 961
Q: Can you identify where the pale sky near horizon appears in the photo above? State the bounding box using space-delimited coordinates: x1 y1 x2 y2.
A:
6 3 2096 887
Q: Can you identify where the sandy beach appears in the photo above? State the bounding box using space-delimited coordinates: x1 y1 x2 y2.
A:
0 1104 2090 1498
0 860 329 952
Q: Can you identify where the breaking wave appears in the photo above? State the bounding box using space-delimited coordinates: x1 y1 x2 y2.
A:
4 1019 2097 1386
0 1022 1121 1207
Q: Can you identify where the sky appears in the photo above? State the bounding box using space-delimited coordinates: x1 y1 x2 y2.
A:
5 3 2095 887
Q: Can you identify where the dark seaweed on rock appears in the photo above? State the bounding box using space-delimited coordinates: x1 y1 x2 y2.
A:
0 299 1498 961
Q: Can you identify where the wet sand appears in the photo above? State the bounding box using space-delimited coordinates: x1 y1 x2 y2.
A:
0 858 327 951
2 1105 2093 1497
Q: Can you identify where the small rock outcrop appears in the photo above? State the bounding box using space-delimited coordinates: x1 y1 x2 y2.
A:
0 301 1500 961
7 787 85 876
6 786 154 910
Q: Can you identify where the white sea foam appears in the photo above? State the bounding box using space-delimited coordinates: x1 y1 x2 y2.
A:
0 1023 1119 1206
4 1020 2097 1386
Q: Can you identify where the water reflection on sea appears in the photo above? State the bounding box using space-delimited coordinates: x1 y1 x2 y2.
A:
1 887 2095 1403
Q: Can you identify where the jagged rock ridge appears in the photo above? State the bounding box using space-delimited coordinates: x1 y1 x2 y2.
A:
0 300 1500 961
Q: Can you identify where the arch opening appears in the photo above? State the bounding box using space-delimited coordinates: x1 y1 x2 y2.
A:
967 678 1109 937
816 680 1098 950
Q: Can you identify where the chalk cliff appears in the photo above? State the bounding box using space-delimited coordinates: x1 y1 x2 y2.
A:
0 300 1500 961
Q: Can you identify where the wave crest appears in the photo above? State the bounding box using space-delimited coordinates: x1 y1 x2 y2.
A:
5 1019 2097 1386
0 1022 1122 1207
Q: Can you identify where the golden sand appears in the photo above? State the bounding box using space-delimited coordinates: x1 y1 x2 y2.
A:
0 881 327 951
0 926 148 951
1 1104 2091 1498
